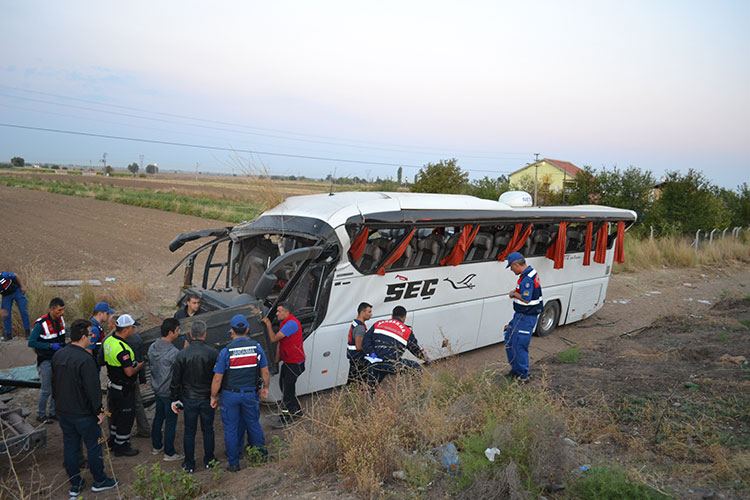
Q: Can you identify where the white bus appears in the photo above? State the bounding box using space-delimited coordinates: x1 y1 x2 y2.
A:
157 191 636 399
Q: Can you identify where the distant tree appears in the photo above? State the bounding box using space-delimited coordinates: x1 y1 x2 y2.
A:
145 164 158 174
511 173 553 206
464 175 511 200
648 169 730 234
565 166 601 206
10 156 24 167
50 165 60 170
397 166 403 185
411 158 468 194
127 162 139 175
105 165 114 175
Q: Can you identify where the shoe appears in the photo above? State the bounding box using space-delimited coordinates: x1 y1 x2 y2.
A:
226 464 241 473
181 463 194 474
36 415 48 424
113 446 139 457
151 446 163 455
69 478 85 497
205 459 221 469
47 414 58 422
517 375 531 385
163 452 184 462
91 477 118 492
1 336 12 342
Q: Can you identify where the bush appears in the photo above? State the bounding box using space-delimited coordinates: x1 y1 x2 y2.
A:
132 463 202 500
557 346 581 364
572 466 670 499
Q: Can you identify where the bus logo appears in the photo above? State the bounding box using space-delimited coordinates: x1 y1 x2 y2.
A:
385 278 439 302
444 274 476 290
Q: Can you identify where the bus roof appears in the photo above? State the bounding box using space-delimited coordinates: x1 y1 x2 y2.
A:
254 192 637 230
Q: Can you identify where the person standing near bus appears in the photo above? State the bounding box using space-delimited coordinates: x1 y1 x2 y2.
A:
504 252 543 382
347 302 372 384
1 270 30 340
261 302 305 428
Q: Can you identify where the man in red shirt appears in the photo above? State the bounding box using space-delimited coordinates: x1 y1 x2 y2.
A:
261 302 305 428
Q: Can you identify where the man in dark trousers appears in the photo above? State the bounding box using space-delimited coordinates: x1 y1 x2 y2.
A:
102 313 144 456
28 297 66 423
362 305 430 387
211 314 270 472
88 302 114 359
346 302 372 384
170 320 219 473
52 319 117 497
1 270 30 340
261 302 305 428
504 252 543 382
148 318 182 461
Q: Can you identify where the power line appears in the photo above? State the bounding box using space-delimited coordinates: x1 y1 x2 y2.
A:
0 85 530 160
0 122 515 175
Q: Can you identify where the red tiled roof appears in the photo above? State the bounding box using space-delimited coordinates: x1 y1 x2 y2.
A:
543 159 582 178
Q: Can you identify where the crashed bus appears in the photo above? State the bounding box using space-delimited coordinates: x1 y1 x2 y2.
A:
145 191 635 400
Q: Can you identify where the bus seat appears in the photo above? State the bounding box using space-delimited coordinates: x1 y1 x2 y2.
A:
566 228 584 253
415 233 445 266
466 232 494 261
240 256 265 295
358 239 387 273
390 238 417 269
491 232 511 259
529 228 552 256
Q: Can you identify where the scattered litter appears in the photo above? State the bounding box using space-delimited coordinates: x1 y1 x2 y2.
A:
43 279 102 287
105 277 116 282
673 402 682 408
718 354 747 365
696 299 711 305
576 398 586 407
683 283 697 288
579 465 590 472
577 320 619 329
437 443 459 473
689 314 703 319
392 470 406 480
700 274 708 278
620 326 648 338
484 447 501 462
609 299 631 304
647 291 662 295
562 438 578 447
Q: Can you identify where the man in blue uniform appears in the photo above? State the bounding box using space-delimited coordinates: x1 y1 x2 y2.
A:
347 302 372 384
504 252 543 382
88 302 114 360
1 271 30 340
211 314 270 472
362 305 430 387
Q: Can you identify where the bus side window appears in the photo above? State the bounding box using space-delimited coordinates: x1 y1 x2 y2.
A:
414 230 445 267
566 225 585 253
528 225 553 256
465 232 494 262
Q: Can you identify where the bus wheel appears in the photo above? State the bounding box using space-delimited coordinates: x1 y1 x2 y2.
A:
536 301 560 337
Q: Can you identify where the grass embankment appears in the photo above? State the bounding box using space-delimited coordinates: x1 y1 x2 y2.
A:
617 235 750 273
288 364 670 499
0 175 261 223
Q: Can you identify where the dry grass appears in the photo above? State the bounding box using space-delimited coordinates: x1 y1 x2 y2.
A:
232 154 286 212
617 235 750 273
287 361 575 498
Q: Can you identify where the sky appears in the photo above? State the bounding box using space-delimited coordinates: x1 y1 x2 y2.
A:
1 0 748 188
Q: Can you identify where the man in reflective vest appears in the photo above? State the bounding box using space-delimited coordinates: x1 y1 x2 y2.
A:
261 302 305 428
504 252 543 382
27 297 66 423
347 302 372 384
211 314 270 472
103 314 144 456
362 305 430 386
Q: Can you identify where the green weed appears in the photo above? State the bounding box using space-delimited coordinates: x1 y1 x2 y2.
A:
132 463 202 500
558 346 581 364
571 466 671 499
245 446 265 467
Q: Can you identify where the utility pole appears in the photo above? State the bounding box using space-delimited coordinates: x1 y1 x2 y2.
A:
101 153 107 173
534 153 540 206
195 162 199 181
139 154 144 173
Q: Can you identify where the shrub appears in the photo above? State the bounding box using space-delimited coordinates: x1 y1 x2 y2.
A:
557 346 581 364
571 466 670 500
132 463 202 500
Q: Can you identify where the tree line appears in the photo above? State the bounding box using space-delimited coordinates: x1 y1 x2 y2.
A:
409 159 750 236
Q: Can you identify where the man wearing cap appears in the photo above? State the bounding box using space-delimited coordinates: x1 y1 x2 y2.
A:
170 320 219 473
211 314 270 472
28 297 66 423
102 313 144 456
88 302 114 360
261 302 306 428
1 270 30 340
504 252 543 382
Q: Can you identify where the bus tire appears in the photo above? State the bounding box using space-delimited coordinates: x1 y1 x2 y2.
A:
535 300 560 337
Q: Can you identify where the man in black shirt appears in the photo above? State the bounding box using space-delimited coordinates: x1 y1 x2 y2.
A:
174 293 201 320
52 319 117 496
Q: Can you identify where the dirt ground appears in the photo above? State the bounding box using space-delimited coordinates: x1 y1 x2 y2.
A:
1 184 749 499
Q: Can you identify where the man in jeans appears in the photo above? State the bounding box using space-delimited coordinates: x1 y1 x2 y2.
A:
170 320 219 473
148 318 182 461
28 297 66 423
52 318 117 496
1 270 31 340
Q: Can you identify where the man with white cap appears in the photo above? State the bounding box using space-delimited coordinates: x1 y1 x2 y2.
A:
504 252 543 382
102 313 144 456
